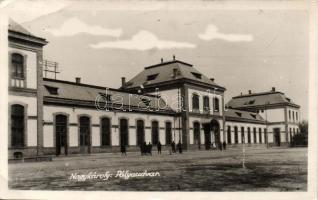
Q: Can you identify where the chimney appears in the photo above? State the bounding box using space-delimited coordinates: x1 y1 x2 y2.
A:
210 78 215 82
272 87 276 92
75 77 81 84
173 68 178 78
173 55 176 60
161 58 163 63
121 77 126 87
248 90 252 94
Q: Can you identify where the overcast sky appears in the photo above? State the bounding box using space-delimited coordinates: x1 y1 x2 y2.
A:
5 1 308 119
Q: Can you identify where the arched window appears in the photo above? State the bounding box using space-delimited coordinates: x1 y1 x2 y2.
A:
253 127 257 143
152 121 159 145
55 114 68 155
11 53 24 79
227 126 231 144
101 117 111 146
120 118 128 146
241 127 245 143
213 97 220 112
11 104 25 147
264 128 268 144
203 96 210 111
259 128 262 143
193 122 201 145
165 121 172 145
136 120 145 146
192 93 200 111
234 126 239 144
247 127 251 143
79 116 90 146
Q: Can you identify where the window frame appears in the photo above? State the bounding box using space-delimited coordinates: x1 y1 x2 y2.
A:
10 104 27 147
100 117 111 146
192 93 200 111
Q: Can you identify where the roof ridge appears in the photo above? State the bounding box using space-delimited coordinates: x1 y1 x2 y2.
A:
43 78 160 98
144 60 192 69
232 91 284 99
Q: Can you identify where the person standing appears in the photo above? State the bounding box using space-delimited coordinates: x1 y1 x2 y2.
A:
121 144 126 156
171 141 176 153
177 140 182 154
157 141 162 154
148 142 152 155
223 141 226 150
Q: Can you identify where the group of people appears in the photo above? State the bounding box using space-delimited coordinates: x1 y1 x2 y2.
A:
120 140 227 156
139 141 162 155
170 140 183 154
210 141 227 150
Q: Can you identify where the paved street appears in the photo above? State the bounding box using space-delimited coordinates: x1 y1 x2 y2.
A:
8 147 307 191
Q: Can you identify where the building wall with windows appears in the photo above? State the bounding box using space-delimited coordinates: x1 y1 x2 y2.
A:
224 121 266 145
188 88 223 115
9 47 38 89
8 22 47 159
42 104 179 155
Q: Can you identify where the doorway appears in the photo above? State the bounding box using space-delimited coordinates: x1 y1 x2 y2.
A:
274 128 281 146
55 114 68 156
79 116 91 153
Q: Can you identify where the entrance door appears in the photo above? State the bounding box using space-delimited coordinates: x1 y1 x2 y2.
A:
79 116 91 153
211 119 220 147
274 128 281 146
203 124 211 150
120 118 128 146
55 115 67 156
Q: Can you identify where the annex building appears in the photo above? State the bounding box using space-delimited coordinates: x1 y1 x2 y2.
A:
8 21 301 159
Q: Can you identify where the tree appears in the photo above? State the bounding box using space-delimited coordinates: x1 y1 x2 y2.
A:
291 120 308 146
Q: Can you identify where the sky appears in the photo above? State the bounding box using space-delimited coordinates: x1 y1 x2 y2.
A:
3 0 309 119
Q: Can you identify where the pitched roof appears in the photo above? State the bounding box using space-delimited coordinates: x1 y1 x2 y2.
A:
122 59 225 90
225 108 265 123
8 19 34 36
226 90 300 109
43 78 175 114
8 19 47 45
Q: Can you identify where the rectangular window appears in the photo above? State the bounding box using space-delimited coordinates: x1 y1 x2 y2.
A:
203 96 210 112
165 122 172 145
227 126 231 144
234 127 239 144
101 118 111 146
191 72 202 79
258 128 262 143
147 74 159 81
253 127 257 143
214 97 220 112
241 127 245 143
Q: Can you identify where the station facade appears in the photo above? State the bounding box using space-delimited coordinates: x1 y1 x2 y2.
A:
7 21 301 159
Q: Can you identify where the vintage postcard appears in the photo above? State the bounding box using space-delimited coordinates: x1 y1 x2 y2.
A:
0 0 317 199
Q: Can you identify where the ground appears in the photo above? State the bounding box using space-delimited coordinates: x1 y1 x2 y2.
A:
8 147 307 191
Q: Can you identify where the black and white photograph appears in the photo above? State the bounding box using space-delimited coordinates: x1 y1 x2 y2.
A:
0 0 317 199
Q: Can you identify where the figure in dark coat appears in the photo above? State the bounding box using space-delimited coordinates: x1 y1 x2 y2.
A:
121 144 126 156
177 141 182 154
157 141 162 154
148 142 152 155
142 141 147 155
171 141 176 153
222 141 226 150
